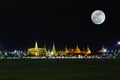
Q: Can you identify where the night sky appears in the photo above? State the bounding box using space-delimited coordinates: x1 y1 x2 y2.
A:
0 0 119 51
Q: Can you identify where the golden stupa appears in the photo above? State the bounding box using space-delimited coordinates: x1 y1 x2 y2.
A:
51 43 57 56
83 46 91 55
27 42 45 56
98 45 106 53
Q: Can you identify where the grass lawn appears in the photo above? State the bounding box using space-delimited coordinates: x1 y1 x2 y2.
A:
0 59 120 80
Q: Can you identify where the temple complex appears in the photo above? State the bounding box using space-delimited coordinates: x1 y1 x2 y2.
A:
27 42 92 56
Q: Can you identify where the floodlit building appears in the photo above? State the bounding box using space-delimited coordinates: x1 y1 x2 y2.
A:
82 46 91 55
27 42 46 56
27 42 92 56
98 46 107 53
65 44 81 55
75 44 81 53
58 44 91 56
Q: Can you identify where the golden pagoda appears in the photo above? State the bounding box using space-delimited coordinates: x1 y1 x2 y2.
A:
27 42 44 56
65 45 69 53
75 44 81 53
81 46 91 55
98 45 106 53
51 43 57 56
85 46 91 54
43 44 47 54
64 44 82 55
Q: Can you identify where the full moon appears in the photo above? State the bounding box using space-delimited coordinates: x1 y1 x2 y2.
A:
91 10 106 25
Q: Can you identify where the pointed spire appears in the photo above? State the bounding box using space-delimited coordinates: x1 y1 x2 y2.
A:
102 45 105 51
43 44 47 53
35 42 38 49
87 45 89 50
51 43 57 56
98 45 106 52
75 43 81 53
47 49 51 55
86 45 91 54
65 45 69 53
65 45 67 50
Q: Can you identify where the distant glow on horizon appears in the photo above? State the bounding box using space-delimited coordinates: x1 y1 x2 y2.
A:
117 42 120 45
104 49 107 52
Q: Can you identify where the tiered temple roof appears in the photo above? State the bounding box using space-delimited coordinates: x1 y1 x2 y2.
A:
64 45 91 55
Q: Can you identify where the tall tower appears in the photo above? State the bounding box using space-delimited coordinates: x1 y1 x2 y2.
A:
75 44 81 53
65 45 69 53
35 42 38 49
43 44 47 54
98 45 106 53
51 43 57 56
101 45 105 52
86 46 91 55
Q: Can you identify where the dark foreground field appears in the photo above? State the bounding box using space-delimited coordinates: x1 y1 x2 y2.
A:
0 59 120 80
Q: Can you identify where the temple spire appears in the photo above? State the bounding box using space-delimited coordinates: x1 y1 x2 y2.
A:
101 45 105 51
75 44 81 53
51 43 57 56
98 45 106 52
43 44 47 53
86 45 91 54
35 42 38 49
65 45 69 53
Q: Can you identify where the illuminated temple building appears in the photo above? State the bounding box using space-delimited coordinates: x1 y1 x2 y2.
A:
98 46 107 53
58 44 91 56
27 42 47 56
27 42 91 56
